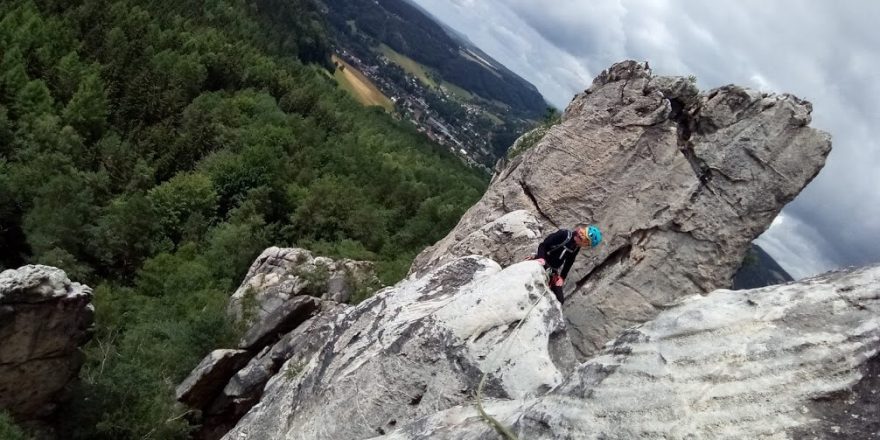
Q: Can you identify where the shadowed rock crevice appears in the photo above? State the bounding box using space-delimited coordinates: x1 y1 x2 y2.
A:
573 244 632 292
671 97 712 188
520 181 558 228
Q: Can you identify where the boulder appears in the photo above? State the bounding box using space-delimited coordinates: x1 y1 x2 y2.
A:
192 303 349 440
178 246 364 440
228 247 379 324
410 210 545 275
378 264 880 439
411 60 832 358
222 256 577 440
0 265 93 421
175 349 251 409
239 295 320 350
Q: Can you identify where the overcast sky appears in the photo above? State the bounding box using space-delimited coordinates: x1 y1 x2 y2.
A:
413 0 879 279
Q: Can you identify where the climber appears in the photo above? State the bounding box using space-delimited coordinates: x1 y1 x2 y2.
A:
532 225 602 305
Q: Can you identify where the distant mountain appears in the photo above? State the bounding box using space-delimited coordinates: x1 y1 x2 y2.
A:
733 244 794 290
399 0 472 44
321 0 548 119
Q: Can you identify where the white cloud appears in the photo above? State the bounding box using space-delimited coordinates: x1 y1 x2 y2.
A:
413 0 880 277
755 214 838 280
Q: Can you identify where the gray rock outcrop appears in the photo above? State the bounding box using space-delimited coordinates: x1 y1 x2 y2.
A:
179 248 381 439
377 264 880 439
180 301 348 440
0 265 94 421
228 247 379 324
411 60 832 358
222 302 346 412
222 257 577 440
187 61 851 440
238 295 320 350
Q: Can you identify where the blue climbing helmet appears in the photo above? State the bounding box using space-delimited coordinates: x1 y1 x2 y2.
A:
586 225 602 247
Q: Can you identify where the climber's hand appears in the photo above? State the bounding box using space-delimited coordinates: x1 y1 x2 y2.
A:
554 276 564 287
535 258 546 266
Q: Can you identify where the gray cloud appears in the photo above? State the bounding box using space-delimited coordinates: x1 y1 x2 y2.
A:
414 0 880 278
755 213 838 280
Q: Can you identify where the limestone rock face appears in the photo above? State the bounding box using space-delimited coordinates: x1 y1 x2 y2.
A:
194 61 845 440
239 295 320 350
410 210 545 274
411 60 832 357
178 247 360 440
228 247 379 324
222 256 577 440
377 265 880 439
176 349 252 409
0 265 94 420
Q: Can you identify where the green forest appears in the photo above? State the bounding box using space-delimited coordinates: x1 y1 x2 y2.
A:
0 0 487 437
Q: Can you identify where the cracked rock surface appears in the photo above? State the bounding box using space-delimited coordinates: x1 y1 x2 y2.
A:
222 257 576 440
377 265 880 440
411 60 832 358
0 265 94 421
228 247 379 325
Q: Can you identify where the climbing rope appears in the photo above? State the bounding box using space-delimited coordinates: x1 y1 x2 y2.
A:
475 277 548 440
476 374 520 440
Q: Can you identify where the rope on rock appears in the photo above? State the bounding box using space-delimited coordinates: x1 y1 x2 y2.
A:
476 374 519 440
475 282 547 440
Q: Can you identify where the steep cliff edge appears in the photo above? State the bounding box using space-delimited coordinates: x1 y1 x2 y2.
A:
411 60 832 357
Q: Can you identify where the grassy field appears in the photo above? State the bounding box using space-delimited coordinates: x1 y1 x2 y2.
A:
376 45 498 109
482 111 504 125
332 55 394 112
460 49 502 79
377 44 438 88
441 81 474 101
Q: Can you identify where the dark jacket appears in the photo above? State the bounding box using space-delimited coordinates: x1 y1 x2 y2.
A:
536 229 580 278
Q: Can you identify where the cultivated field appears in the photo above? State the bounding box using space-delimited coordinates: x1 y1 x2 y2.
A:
377 44 438 88
332 55 394 111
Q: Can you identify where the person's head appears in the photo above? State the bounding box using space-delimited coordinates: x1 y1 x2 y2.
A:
574 225 602 248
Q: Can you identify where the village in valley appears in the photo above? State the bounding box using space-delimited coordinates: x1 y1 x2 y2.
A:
334 47 519 171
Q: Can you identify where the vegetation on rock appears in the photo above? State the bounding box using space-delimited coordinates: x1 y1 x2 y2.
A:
0 412 27 440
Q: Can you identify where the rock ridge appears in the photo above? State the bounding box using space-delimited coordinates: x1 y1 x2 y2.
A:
220 256 577 440
176 247 379 439
183 60 844 440
410 59 832 358
377 264 880 439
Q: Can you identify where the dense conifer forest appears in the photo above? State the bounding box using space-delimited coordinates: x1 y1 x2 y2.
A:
0 0 487 437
